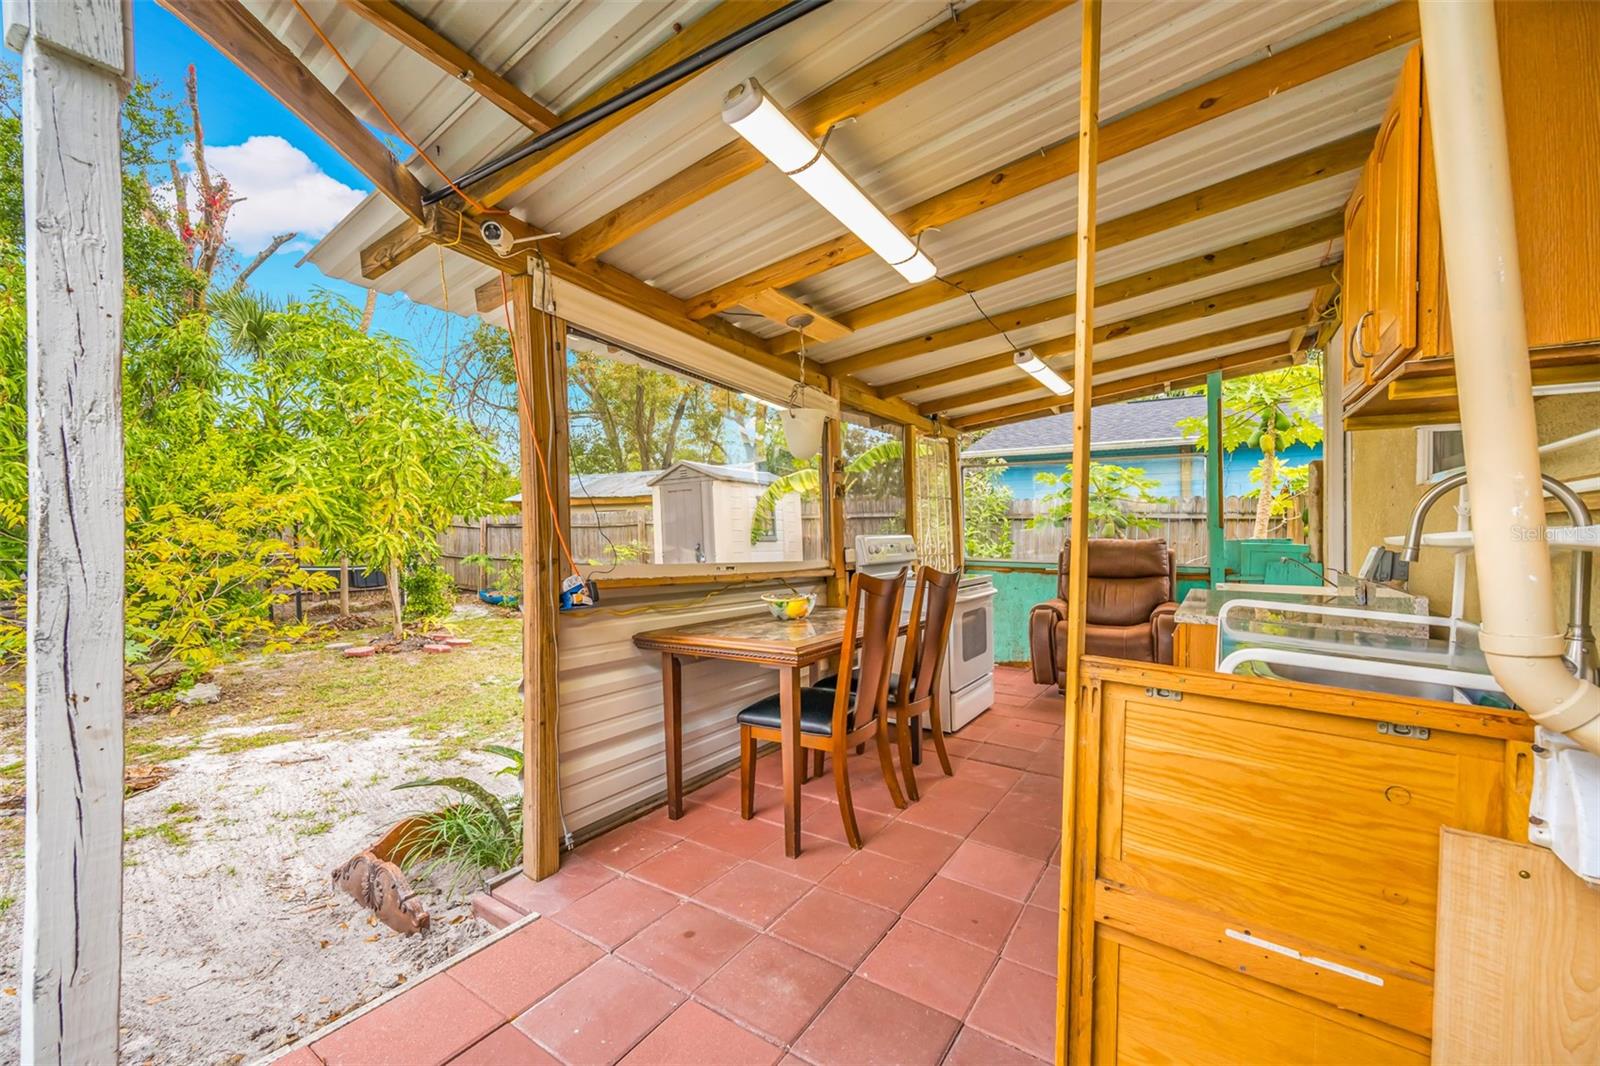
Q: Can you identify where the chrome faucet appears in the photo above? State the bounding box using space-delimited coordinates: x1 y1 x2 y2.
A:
1402 471 1596 681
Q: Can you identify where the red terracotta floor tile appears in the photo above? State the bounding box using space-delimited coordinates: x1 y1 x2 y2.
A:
690 774 746 812
857 919 998 1020
903 877 1023 953
273 1048 323 1066
791 977 959 1066
448 1025 560 1065
769 887 897 968
629 839 742 896
1028 865 1061 910
1002 904 1058 977
632 805 691 839
696 861 813 928
820 849 936 912
953 760 1025 792
615 902 757 992
514 956 682 1064
939 839 1046 903
550 877 680 950
943 1026 1050 1065
975 728 1048 753
929 777 1010 811
579 822 680 872
1025 747 1066 777
313 975 500 1066
797 799 893 847
491 856 616 918
968 812 1061 862
619 1002 782 1066
864 820 962 868
966 960 1056 1061
896 794 991 838
449 919 605 1019
968 743 1036 770
750 833 853 882
695 935 849 1045
688 810 789 858
1010 771 1063 799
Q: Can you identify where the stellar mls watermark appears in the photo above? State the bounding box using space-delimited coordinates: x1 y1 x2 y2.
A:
1510 525 1599 546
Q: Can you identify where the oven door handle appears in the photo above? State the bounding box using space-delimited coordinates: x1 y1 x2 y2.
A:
955 587 998 605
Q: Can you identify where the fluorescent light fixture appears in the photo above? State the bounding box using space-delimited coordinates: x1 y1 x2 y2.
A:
1014 349 1072 396
723 79 936 284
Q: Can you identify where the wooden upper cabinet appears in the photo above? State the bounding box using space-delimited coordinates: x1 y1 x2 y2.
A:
1368 47 1422 379
1341 169 1376 402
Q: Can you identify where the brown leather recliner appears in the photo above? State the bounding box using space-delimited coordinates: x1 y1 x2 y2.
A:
1030 539 1179 686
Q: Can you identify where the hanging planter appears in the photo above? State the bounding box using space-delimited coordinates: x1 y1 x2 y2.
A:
782 407 826 460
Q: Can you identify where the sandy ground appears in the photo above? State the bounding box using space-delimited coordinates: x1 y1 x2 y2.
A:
0 605 524 1064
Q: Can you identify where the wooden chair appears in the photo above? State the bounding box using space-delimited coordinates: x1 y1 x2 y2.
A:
736 569 907 848
888 566 960 801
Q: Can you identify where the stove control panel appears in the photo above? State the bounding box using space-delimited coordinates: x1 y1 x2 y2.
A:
854 534 919 568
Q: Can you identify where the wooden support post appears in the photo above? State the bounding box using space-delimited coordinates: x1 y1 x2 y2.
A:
508 275 566 880
1058 3 1101 1064
12 0 129 1059
949 435 965 571
825 384 848 607
1206 370 1226 587
903 426 919 546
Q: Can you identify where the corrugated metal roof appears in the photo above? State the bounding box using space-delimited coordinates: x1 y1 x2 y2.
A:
278 0 1405 428
964 393 1326 455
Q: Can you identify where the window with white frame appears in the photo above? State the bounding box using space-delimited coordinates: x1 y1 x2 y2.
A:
1416 424 1466 484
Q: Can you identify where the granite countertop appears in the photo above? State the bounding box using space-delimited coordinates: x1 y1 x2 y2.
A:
1175 584 1429 627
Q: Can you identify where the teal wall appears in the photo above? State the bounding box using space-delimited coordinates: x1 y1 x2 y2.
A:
971 561 1212 667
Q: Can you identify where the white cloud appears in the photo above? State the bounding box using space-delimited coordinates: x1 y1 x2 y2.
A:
179 135 364 257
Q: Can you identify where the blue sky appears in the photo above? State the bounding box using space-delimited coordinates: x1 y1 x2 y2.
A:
129 0 449 351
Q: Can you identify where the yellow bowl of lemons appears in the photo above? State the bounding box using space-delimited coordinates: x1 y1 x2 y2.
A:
761 592 816 621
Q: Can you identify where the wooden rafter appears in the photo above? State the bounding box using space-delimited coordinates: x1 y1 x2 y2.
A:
739 290 851 343
563 0 1068 264
358 1 791 280
158 0 428 222
921 309 1307 415
870 263 1336 396
774 134 1363 356
336 0 560 133
687 1 1416 322
956 340 1304 431
830 212 1343 378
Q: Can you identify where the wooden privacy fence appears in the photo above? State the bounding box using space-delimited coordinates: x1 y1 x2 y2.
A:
439 509 654 589
1001 494 1306 565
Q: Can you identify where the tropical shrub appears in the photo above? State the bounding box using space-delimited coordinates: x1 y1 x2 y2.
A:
402 564 455 626
1032 462 1170 538
961 460 1014 559
464 552 522 602
394 744 523 890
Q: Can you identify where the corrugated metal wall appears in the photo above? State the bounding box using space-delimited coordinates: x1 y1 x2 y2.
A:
554 578 827 834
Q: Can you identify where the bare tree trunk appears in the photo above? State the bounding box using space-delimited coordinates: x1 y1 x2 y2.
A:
1253 448 1277 537
232 231 297 290
387 565 404 640
339 558 351 615
360 288 377 333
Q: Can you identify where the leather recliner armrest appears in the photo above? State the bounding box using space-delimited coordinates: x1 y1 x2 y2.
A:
1151 601 1179 665
1029 598 1069 685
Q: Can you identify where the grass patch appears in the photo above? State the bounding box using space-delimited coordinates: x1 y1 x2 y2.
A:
127 816 195 848
295 820 334 837
215 731 299 754
0 895 13 918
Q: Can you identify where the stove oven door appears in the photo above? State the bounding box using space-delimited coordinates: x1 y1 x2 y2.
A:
946 585 997 693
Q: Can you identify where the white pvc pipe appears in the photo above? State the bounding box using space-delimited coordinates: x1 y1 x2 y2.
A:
1419 2 1600 754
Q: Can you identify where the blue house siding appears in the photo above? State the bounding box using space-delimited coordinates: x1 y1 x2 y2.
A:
983 442 1322 501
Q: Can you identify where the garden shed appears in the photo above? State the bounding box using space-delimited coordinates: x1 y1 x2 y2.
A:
648 461 801 564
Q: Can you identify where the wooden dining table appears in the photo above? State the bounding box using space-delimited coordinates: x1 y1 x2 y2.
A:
633 607 866 858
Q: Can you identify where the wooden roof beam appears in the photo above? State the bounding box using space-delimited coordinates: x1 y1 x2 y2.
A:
157 0 427 223
829 210 1343 378
953 340 1305 430
920 308 1307 415
687 1 1416 321
875 262 1335 397
563 0 1068 264
336 0 560 133
359 2 791 280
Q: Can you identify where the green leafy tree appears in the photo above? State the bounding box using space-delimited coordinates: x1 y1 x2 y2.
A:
1176 361 1324 536
961 459 1014 559
748 435 908 543
1032 462 1169 538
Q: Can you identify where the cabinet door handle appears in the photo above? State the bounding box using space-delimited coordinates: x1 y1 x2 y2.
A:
1349 310 1376 367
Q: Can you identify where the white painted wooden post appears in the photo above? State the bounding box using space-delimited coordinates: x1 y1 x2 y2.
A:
7 0 130 1060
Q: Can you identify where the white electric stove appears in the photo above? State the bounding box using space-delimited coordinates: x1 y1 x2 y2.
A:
853 534 996 732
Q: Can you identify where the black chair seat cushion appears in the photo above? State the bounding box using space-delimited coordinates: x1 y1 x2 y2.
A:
736 686 853 736
812 672 898 693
